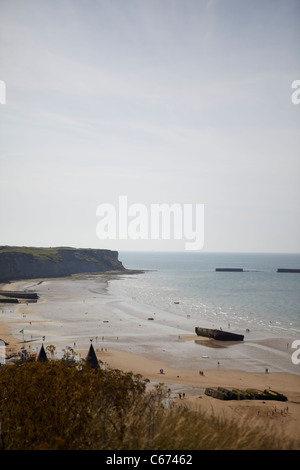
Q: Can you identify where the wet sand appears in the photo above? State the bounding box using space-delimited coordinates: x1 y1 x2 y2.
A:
1 275 300 446
1 275 299 374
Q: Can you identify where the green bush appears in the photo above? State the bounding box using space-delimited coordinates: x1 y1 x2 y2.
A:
0 360 297 450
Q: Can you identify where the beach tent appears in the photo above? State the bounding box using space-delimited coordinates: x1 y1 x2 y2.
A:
86 343 99 369
37 344 48 362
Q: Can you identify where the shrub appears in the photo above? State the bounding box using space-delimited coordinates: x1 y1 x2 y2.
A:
0 360 298 450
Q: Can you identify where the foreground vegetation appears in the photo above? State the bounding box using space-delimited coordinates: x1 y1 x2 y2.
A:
0 359 297 450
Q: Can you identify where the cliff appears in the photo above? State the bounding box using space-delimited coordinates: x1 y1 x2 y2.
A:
0 246 126 282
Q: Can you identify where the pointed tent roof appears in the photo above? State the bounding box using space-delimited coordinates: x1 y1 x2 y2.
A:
37 344 48 362
86 343 99 369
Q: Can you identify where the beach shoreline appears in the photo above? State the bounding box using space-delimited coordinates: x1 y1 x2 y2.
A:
1 322 300 446
1 274 300 374
1 275 300 446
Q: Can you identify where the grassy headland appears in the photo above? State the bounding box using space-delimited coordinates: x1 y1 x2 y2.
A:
0 246 127 282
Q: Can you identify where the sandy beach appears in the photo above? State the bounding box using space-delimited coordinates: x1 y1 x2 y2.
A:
1 274 300 447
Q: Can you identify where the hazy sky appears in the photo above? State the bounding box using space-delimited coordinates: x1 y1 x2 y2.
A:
0 0 299 252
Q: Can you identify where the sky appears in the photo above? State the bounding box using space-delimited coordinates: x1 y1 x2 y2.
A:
0 0 299 253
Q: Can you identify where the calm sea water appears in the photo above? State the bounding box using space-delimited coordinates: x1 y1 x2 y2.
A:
111 252 300 341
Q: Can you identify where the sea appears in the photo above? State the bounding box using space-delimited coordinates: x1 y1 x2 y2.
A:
110 252 300 343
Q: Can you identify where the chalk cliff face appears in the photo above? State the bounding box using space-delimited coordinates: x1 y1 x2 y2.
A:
0 246 125 282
